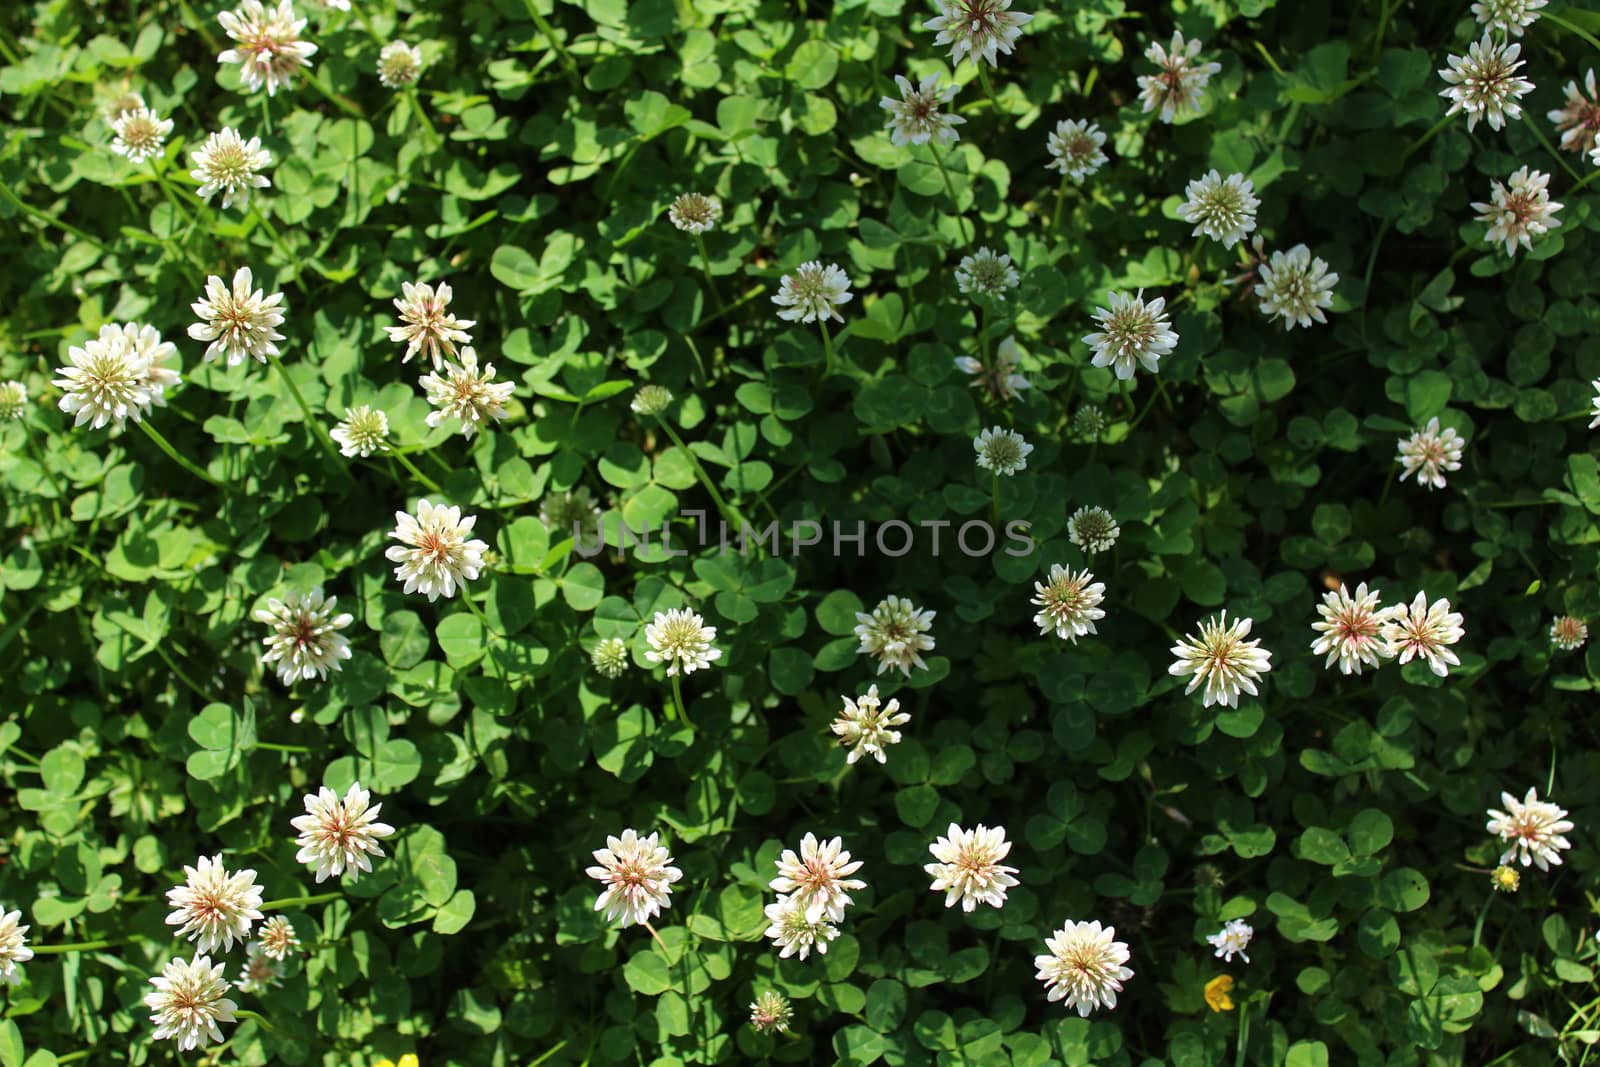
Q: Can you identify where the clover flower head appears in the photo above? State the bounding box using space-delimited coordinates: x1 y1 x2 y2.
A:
1068 505 1120 554
1439 34 1533 132
0 381 26 421
1473 0 1546 36
1255 244 1338 330
217 0 316 95
855 595 936 677
644 607 722 676
254 587 355 685
1206 918 1253 963
188 266 286 366
586 828 682 927
330 405 390 457
290 781 396 883
1046 118 1108 181
1486 787 1574 871
190 127 272 210
668 192 722 234
1031 564 1106 643
1083 290 1178 380
386 499 489 601
591 637 631 678
1472 166 1562 256
110 107 174 163
955 247 1020 301
53 328 159 432
770 833 867 922
832 684 911 765
257 916 300 960
750 991 793 1034
1179 170 1259 247
631 384 674 416
421 346 513 439
954 335 1031 404
147 955 237 1051
1169 610 1273 708
1548 70 1600 157
1310 582 1394 675
773 261 852 324
1035 920 1133 1016
164 856 263 956
925 823 1019 912
377 40 423 88
922 0 1033 69
1137 31 1221 122
1379 592 1464 677
235 942 284 994
881 73 965 147
1072 406 1107 441
1395 417 1464 490
1550 615 1588 652
763 895 839 960
0 910 32 985
973 425 1033 475
388 280 474 368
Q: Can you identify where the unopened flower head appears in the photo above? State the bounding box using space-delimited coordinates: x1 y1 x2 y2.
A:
1310 582 1394 675
1179 170 1258 247
1072 406 1107 441
925 823 1019 912
1487 787 1574 871
330 405 389 457
1549 70 1600 157
421 347 513 439
763 894 839 960
190 127 272 210
1084 290 1178 380
291 781 396 883
1550 615 1588 652
146 955 236 1051
1046 118 1107 181
956 247 1020 301
855 595 936 677
974 426 1033 475
1380 592 1464 677
1439 34 1533 132
1473 0 1546 36
1031 564 1106 643
832 683 911 765
188 266 286 366
668 192 722 234
54 327 163 432
1255 244 1338 330
540 486 604 545
0 381 26 421
1396 417 1464 490
591 636 630 678
750 991 793 1034
257 916 300 960
104 91 147 121
1491 864 1521 892
1137 31 1221 123
1169 610 1273 709
254 587 354 685
110 107 173 163
234 942 284 994
0 910 32 985
388 281 474 368
922 0 1033 69
377 40 423 88
386 499 488 601
773 261 852 324
1068 505 1120 553
1206 918 1253 963
586 828 682 927
771 833 866 922
880 73 965 147
645 607 722 676
1473 166 1562 256
1035 920 1134 1017
631 384 674 416
954 334 1030 404
218 0 316 95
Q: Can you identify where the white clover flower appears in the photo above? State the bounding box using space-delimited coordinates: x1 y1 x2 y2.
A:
1310 583 1394 675
1255 244 1338 330
1035 921 1133 1017
1487 787 1574 871
750 991 793 1034
644 607 722 676
146 955 236 1052
1067 505 1120 554
922 0 1032 69
591 636 631 678
386 499 488 601
855 595 936 677
1380 593 1464 678
377 40 423 88
973 425 1033 475
1549 70 1600 158
387 280 474 369
1550 616 1588 652
330 405 390 457
1169 611 1273 709
1439 34 1533 132
110 107 173 163
1031 564 1106 643
234 942 284 994
217 0 316 95
955 247 1020 301
0 910 32 985
1590 379 1600 429
1207 918 1253 963
1046 118 1107 181
763 894 839 960
1072 405 1107 441
0 381 26 421
668 192 722 234
105 323 182 411
631 384 674 416
954 335 1031 404
1083 290 1178 380
1473 166 1562 256
1395 417 1464 490
586 828 683 927
257 916 300 960
832 684 911 765
188 266 287 366
164 856 264 955
925 823 1019 912
1179 170 1258 248
1473 0 1546 36
189 127 272 210
254 587 354 685
53 329 158 432
291 781 396 883
421 346 513 439
771 833 867 922
880 73 965 147
773 261 852 324
1137 31 1221 123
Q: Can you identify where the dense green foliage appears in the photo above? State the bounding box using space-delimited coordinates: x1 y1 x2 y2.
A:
6 0 1600 1063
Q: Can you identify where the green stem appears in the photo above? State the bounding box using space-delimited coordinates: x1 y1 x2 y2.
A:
22 422 67 512
235 1008 282 1035
0 183 113 254
460 584 502 639
529 1042 569 1067
928 141 973 243
990 472 1000 529
174 0 222 51
656 418 741 530
259 891 342 911
390 448 443 493
265 353 343 464
819 318 836 378
693 232 724 312
1049 171 1071 234
255 740 312 753
1119 376 1135 422
1234 1000 1250 1067
520 0 583 87
137 420 230 490
1545 12 1600 56
1398 114 1452 166
408 89 439 144
30 939 124 955
670 673 694 729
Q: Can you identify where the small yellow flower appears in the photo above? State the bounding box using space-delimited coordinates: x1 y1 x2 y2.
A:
1204 974 1236 1012
1490 865 1521 893
374 1056 419 1067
